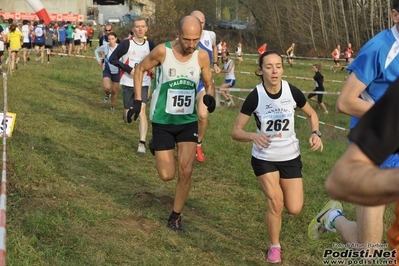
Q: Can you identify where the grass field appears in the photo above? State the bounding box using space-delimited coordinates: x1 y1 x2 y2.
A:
1 50 395 266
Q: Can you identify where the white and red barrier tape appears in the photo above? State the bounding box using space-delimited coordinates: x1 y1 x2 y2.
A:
282 75 344 83
244 53 349 62
295 114 349 132
232 70 344 83
218 88 341 95
49 52 95 59
0 72 7 266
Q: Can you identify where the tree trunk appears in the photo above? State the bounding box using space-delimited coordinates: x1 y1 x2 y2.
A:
340 0 349 44
316 0 328 48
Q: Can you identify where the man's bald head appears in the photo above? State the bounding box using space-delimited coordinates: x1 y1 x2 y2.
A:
190 10 205 29
177 15 202 55
178 15 202 35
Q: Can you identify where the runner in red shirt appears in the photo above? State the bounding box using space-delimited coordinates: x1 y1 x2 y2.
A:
258 43 267 55
86 24 93 48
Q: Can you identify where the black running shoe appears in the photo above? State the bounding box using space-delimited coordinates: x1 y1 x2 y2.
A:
149 138 155 156
167 217 185 233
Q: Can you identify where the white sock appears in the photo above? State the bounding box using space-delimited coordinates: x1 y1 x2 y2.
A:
328 209 343 229
270 244 281 249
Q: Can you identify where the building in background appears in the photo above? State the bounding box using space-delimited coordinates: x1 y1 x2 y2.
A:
0 0 154 24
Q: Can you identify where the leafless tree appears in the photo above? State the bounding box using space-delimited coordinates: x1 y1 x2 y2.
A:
147 0 396 57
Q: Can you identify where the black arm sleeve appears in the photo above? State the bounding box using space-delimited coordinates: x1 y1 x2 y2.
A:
240 89 258 116
349 78 399 165
108 39 133 74
147 38 156 51
289 84 307 108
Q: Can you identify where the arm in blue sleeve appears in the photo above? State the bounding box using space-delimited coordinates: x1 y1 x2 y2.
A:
94 45 105 63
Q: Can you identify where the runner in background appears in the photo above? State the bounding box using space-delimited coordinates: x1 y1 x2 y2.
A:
258 43 267 55
330 44 341 72
219 51 236 107
94 32 120 111
21 20 32 65
191 10 221 163
286 43 295 67
341 43 354 71
307 63 329 114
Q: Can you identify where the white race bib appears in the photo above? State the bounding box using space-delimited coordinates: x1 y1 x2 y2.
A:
260 113 293 138
261 114 278 136
166 89 195 115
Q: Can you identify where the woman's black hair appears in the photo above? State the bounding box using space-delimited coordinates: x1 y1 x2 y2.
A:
393 0 399 11
107 32 117 38
256 50 283 76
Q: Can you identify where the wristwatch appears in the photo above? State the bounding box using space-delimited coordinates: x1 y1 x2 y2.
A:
312 130 322 138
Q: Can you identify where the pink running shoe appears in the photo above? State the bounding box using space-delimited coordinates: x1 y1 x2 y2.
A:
267 247 282 263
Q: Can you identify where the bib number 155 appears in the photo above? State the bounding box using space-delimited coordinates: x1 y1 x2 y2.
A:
166 89 195 114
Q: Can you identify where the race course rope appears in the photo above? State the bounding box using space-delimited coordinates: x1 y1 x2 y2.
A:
216 90 350 132
233 70 344 83
49 52 95 59
219 88 341 95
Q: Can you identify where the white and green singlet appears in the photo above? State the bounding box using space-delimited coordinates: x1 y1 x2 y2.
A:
150 42 201 125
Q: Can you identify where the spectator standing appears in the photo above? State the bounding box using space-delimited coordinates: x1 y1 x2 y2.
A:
89 9 94 20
